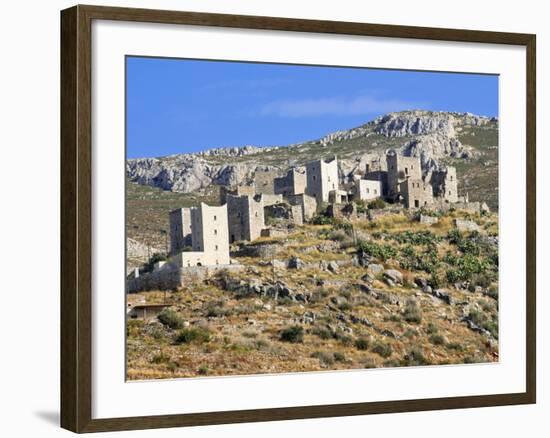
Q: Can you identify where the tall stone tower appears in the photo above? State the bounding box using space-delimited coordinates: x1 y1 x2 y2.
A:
431 166 458 203
305 156 339 204
169 208 192 255
190 203 230 265
386 150 422 197
226 194 265 243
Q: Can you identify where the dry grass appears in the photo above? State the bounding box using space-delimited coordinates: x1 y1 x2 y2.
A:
127 209 499 380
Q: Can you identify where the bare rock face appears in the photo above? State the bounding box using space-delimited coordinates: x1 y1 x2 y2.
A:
126 110 496 194
126 153 279 193
374 111 457 138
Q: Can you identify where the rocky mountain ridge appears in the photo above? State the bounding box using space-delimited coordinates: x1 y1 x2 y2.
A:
126 110 497 195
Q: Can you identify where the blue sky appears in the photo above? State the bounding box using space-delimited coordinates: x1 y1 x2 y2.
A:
126 57 498 159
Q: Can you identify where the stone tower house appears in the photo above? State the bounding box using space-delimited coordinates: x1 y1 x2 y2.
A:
305 156 339 204
186 203 230 265
169 208 192 255
430 166 459 203
386 151 422 197
274 167 307 196
400 178 434 208
253 168 280 194
226 194 265 243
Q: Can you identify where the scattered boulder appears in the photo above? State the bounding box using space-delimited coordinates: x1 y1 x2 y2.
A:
361 273 375 284
377 291 400 305
455 219 480 232
270 259 287 270
354 283 372 294
414 277 428 289
383 269 403 284
288 256 305 270
327 261 339 273
368 263 385 275
331 296 348 307
355 249 371 267
350 314 373 327
384 278 396 287
419 214 439 225
300 311 317 324
433 289 454 305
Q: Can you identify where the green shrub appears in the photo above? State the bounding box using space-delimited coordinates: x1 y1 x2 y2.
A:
279 325 304 343
355 200 367 214
468 309 499 339
392 230 441 246
429 334 447 346
357 239 397 261
126 319 143 337
372 341 393 358
328 229 348 242
354 337 370 351
333 352 346 362
429 272 443 289
367 198 386 210
311 214 333 225
446 342 463 351
174 327 211 344
311 351 335 366
157 308 185 330
403 328 418 338
205 300 230 318
403 348 430 366
486 285 499 300
426 322 439 334
403 299 422 324
150 352 171 364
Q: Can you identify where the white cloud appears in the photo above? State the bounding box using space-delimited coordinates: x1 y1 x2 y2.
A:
258 95 426 118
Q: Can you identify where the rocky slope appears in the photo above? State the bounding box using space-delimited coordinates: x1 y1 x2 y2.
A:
127 209 499 380
127 110 498 202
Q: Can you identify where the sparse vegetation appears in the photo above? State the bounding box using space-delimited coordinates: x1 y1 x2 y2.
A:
279 326 304 343
174 327 211 344
354 337 370 351
128 208 499 379
372 341 393 358
157 308 185 330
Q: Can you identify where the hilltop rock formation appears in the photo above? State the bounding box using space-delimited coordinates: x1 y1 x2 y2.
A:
126 110 496 194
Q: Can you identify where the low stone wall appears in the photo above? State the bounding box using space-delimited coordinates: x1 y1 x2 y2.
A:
126 263 243 293
239 243 281 258
367 206 405 220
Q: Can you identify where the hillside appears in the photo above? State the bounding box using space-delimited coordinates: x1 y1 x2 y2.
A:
126 110 499 209
126 110 498 256
127 210 499 379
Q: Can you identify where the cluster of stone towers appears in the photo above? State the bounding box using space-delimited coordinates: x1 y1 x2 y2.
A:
384 149 458 208
168 152 460 268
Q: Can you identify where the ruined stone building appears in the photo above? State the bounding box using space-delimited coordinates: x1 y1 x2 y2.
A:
174 202 230 267
429 167 459 203
219 183 256 204
226 194 265 243
253 167 281 195
274 167 307 197
257 193 283 207
399 178 434 208
305 156 339 204
353 179 382 201
287 193 317 221
386 150 422 198
328 189 351 204
169 207 192 255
